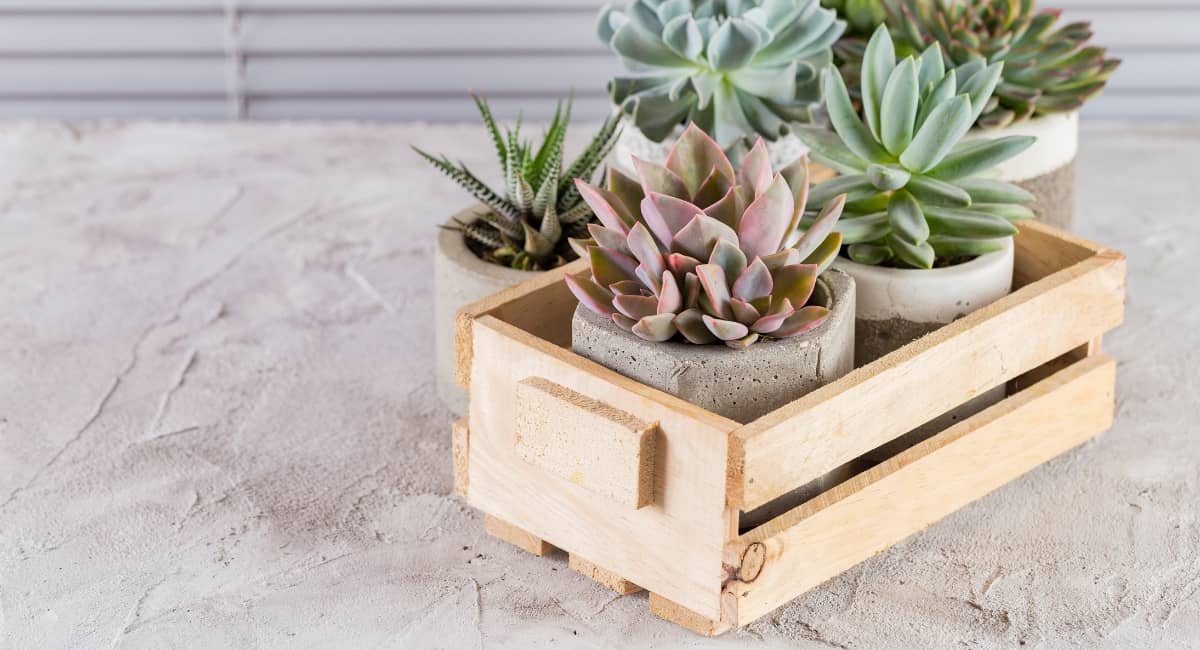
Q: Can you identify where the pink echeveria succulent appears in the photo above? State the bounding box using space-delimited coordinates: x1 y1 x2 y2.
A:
565 123 847 349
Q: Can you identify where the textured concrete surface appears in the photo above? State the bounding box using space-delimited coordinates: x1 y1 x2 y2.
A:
1018 160 1076 231
0 121 1197 649
571 271 854 423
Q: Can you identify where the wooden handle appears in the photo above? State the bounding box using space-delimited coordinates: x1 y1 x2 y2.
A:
514 377 658 509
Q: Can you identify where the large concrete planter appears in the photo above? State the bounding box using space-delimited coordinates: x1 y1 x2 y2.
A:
434 206 545 415
963 112 1078 229
833 239 1014 460
570 270 855 424
610 116 808 176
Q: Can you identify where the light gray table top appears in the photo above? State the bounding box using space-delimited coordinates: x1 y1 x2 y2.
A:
0 121 1197 649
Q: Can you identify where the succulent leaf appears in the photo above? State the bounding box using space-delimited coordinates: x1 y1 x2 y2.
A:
565 119 842 347
418 94 621 270
805 26 1036 267
601 0 846 147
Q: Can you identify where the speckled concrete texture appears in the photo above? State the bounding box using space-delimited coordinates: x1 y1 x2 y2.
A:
570 271 854 423
1019 160 1076 230
1 121 1197 648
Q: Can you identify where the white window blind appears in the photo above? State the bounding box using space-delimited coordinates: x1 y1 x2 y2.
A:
0 0 1194 120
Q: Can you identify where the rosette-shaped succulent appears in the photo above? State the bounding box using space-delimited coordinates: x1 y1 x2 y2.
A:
796 26 1036 269
565 124 846 349
598 0 846 149
415 94 621 270
837 0 1120 128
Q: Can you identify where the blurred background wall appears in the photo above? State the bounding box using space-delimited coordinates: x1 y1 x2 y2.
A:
0 0 1194 121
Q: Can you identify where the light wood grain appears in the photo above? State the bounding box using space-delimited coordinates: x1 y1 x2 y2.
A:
649 592 730 637
734 243 1126 512
569 554 642 595
1012 219 1108 288
515 377 658 509
725 354 1117 625
453 258 586 390
485 514 555 557
452 418 469 498
467 316 738 619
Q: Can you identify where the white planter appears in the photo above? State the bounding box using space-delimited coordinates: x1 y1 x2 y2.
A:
962 112 1078 230
832 240 1015 462
609 116 808 176
434 206 545 415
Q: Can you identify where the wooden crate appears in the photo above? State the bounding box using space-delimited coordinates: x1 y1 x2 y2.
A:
451 220 1126 635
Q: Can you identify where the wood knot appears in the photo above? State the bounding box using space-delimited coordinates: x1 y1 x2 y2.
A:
739 543 766 582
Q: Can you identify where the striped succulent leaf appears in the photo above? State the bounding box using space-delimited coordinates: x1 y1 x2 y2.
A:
415 94 622 270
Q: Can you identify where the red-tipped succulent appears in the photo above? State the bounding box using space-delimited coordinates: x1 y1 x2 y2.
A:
565 123 846 349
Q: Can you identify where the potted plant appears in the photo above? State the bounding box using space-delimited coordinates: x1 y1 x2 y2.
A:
565 124 855 423
832 0 1120 229
415 95 620 414
798 25 1036 362
796 26 1036 454
596 0 846 172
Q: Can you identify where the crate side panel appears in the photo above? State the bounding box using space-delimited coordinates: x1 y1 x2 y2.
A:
729 355 1116 625
1013 220 1109 288
453 258 587 389
736 251 1125 511
467 317 736 619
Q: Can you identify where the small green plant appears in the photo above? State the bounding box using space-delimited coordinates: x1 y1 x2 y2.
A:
566 124 846 349
597 0 845 149
834 0 1120 128
795 25 1036 269
415 95 621 270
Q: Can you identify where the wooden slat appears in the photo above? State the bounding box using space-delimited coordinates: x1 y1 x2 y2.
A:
734 233 1125 512
453 257 584 390
0 58 225 95
485 514 554 556
514 377 658 510
467 315 737 619
243 54 617 94
452 418 469 498
569 554 642 595
726 354 1117 626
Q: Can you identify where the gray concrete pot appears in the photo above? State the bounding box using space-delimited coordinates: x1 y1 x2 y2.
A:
609 116 809 176
962 111 1078 230
570 269 855 424
833 239 1014 461
434 206 545 415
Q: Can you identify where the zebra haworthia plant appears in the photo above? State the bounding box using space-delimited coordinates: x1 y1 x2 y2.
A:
796 25 1036 270
597 0 845 149
414 95 621 270
565 123 847 349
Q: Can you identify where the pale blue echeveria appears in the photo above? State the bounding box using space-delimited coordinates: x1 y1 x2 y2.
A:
598 0 846 149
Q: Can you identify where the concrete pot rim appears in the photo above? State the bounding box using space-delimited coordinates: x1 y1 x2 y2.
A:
438 204 546 285
575 270 850 355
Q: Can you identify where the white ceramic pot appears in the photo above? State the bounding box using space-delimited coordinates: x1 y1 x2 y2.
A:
962 112 1078 230
833 240 1015 462
434 206 545 416
609 116 808 176
833 237 1014 365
